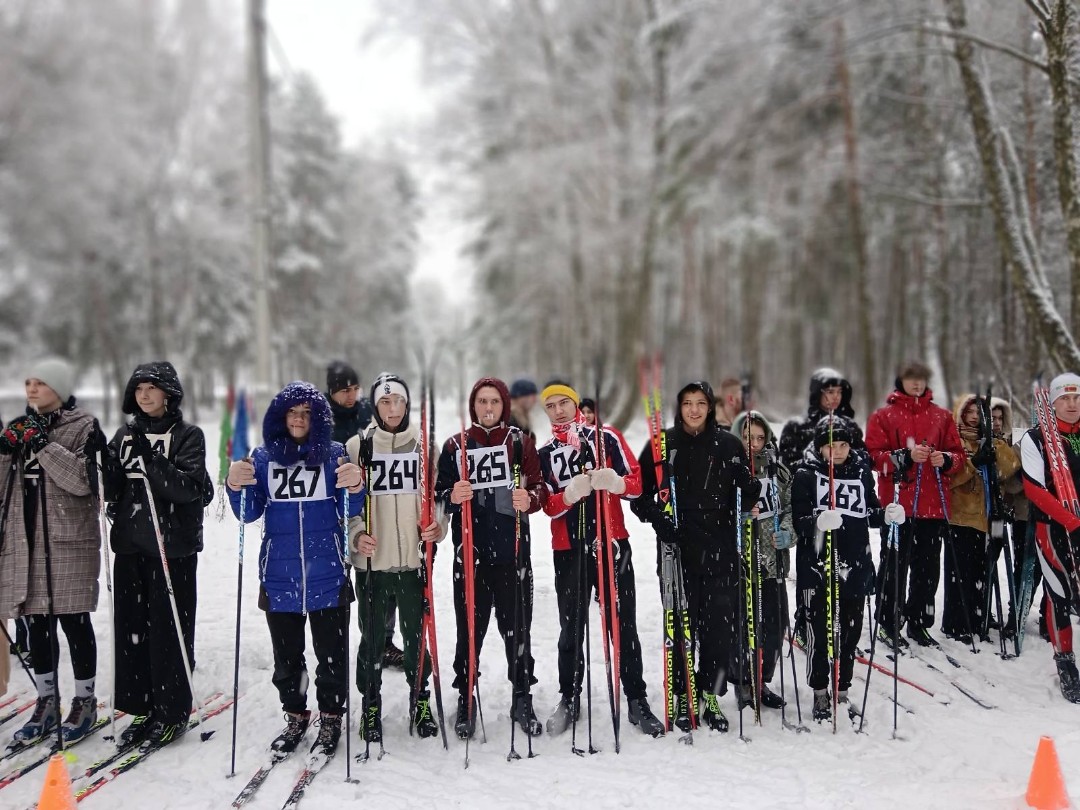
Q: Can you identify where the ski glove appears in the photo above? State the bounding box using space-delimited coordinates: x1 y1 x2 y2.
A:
127 424 154 462
654 516 680 546
0 419 22 455
773 528 794 550
562 473 593 505
816 509 843 532
589 467 626 495
84 420 108 457
971 441 995 469
884 503 906 525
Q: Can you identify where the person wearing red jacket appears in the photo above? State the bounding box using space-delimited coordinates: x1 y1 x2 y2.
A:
434 377 546 740
1017 373 1080 703
537 382 663 737
864 361 965 649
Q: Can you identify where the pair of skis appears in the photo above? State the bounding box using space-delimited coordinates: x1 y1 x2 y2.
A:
638 353 696 742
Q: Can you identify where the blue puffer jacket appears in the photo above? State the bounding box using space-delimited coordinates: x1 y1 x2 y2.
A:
229 382 364 614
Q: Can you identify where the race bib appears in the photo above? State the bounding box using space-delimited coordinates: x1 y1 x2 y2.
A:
548 445 586 487
23 450 41 479
122 432 173 479
368 452 419 495
754 476 777 518
815 473 867 518
467 445 512 491
268 462 329 502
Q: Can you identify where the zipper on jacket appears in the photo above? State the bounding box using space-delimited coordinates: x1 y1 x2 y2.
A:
299 503 307 615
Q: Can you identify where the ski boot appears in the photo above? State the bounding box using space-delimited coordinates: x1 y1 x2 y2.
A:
270 710 311 756
627 697 664 737
1055 652 1080 703
545 694 579 736
413 691 439 739
700 692 729 732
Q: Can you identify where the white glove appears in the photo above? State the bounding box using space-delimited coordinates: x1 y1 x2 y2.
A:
590 467 626 495
227 459 255 491
816 509 843 532
884 502 906 525
563 473 593 505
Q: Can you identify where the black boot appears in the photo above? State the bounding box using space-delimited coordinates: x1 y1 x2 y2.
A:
545 695 579 736
454 693 476 740
812 691 831 723
700 692 728 732
760 684 786 710
310 712 342 757
511 693 543 737
1054 652 1080 703
627 697 664 737
412 691 439 739
270 710 310 757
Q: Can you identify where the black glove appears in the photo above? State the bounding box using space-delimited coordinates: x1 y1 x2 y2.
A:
653 516 680 546
888 448 912 475
0 418 22 455
971 441 995 468
21 412 50 454
127 424 153 462
84 420 108 457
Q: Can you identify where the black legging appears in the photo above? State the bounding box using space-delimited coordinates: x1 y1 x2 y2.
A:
27 612 97 680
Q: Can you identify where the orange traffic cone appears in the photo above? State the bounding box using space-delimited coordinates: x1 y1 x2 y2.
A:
1026 736 1072 810
37 753 76 810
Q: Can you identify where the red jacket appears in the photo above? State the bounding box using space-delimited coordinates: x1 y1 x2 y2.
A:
539 423 642 551
864 388 965 519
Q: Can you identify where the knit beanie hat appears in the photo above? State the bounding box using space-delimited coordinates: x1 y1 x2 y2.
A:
326 360 360 394
1049 373 1080 404
27 357 75 406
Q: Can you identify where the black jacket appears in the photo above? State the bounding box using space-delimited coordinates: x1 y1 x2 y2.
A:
328 395 373 445
779 368 865 470
792 452 882 598
632 381 760 577
102 363 210 558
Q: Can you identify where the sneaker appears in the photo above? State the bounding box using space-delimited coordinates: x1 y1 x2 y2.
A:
140 719 186 752
310 712 342 756
454 693 476 740
812 691 831 722
510 693 542 737
760 684 786 710
545 695 579 736
118 713 154 749
382 642 405 669
61 696 98 744
362 697 382 743
673 692 692 733
700 692 728 732
270 710 311 756
412 691 439 739
11 695 59 744
906 624 941 648
876 624 909 652
627 697 664 737
1055 652 1080 703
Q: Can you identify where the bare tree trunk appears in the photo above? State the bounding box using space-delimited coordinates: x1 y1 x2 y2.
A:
944 0 1080 369
1033 0 1080 333
834 19 876 409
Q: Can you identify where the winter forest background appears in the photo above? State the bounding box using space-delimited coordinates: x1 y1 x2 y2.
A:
2 0 1080 428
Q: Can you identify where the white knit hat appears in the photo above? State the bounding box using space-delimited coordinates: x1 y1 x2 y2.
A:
1049 373 1080 404
27 357 75 405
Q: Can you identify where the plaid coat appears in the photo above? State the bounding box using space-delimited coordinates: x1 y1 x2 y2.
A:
0 406 100 617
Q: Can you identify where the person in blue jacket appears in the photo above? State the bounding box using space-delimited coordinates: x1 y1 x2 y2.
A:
228 381 364 758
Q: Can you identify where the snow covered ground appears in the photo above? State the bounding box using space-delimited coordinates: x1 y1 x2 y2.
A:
3 420 1078 810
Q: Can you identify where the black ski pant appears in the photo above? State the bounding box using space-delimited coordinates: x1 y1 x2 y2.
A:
760 578 787 684
451 549 535 696
265 605 349 715
670 564 740 698
803 588 864 693
113 552 198 724
552 542 647 701
941 526 986 637
876 518 947 633
27 612 96 681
